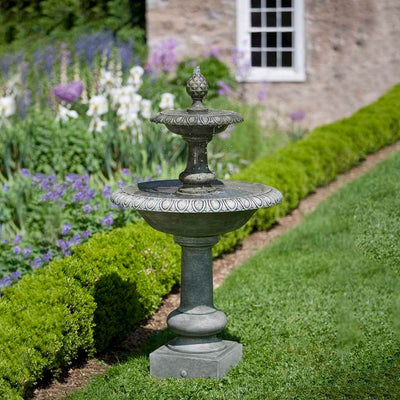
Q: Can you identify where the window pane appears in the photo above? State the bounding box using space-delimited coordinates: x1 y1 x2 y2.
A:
266 12 277 27
251 12 262 27
281 12 292 27
281 0 292 7
266 0 276 7
282 51 292 67
266 32 277 47
282 32 292 47
251 52 262 66
266 51 277 66
251 32 262 48
251 0 261 9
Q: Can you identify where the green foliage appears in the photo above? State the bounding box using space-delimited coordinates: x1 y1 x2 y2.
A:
1 84 400 397
172 56 236 101
0 221 180 397
69 151 400 400
0 0 145 46
0 266 96 397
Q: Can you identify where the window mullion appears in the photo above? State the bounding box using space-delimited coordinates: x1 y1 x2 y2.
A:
276 0 282 68
261 0 266 67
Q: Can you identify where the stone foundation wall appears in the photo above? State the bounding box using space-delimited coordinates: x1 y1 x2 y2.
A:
146 0 400 128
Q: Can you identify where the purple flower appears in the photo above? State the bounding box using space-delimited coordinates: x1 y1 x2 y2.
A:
100 212 113 226
11 271 20 280
290 110 306 122
102 185 111 198
81 172 89 182
58 239 68 251
156 165 162 175
2 185 9 191
1 276 11 287
13 234 22 244
73 191 85 202
72 179 86 191
83 189 96 202
146 38 178 75
121 168 131 176
65 173 80 182
30 257 42 268
217 81 231 96
83 204 92 213
40 191 54 201
42 253 52 262
64 250 72 256
52 184 67 201
53 81 84 104
13 246 21 255
61 224 71 235
73 234 81 245
118 180 125 188
82 230 91 238
257 87 268 102
203 47 220 59
23 247 31 258
20 168 31 178
32 173 46 182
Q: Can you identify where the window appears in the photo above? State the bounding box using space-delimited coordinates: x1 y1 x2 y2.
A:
236 0 305 82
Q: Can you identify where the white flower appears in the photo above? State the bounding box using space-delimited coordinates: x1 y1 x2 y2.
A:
55 104 78 122
141 99 152 119
99 70 121 94
159 93 175 110
118 92 142 119
119 113 140 131
87 95 108 117
6 74 23 97
88 116 107 133
127 65 144 92
127 66 144 91
0 96 16 118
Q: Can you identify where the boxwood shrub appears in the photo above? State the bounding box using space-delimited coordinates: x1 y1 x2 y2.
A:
1 84 400 398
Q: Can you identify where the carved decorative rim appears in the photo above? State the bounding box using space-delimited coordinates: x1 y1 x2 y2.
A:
111 180 282 213
150 109 243 127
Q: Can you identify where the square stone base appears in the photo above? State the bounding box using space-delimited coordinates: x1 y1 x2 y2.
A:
150 340 242 379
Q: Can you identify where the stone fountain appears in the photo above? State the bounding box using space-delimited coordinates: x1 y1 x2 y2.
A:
111 67 282 379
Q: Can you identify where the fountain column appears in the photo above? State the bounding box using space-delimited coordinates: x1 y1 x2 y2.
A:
150 234 242 378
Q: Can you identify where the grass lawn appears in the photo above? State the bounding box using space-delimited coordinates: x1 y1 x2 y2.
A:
69 151 400 400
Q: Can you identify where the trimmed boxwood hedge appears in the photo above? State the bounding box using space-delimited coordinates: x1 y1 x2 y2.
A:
1 84 400 398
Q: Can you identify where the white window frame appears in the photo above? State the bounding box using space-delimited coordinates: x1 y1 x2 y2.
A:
236 0 305 82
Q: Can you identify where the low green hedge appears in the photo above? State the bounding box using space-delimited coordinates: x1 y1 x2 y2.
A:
1 84 400 398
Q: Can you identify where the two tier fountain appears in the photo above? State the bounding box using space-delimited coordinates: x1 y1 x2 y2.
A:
111 68 282 379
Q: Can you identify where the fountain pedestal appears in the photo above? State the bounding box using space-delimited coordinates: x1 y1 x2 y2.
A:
111 67 282 379
150 235 242 378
